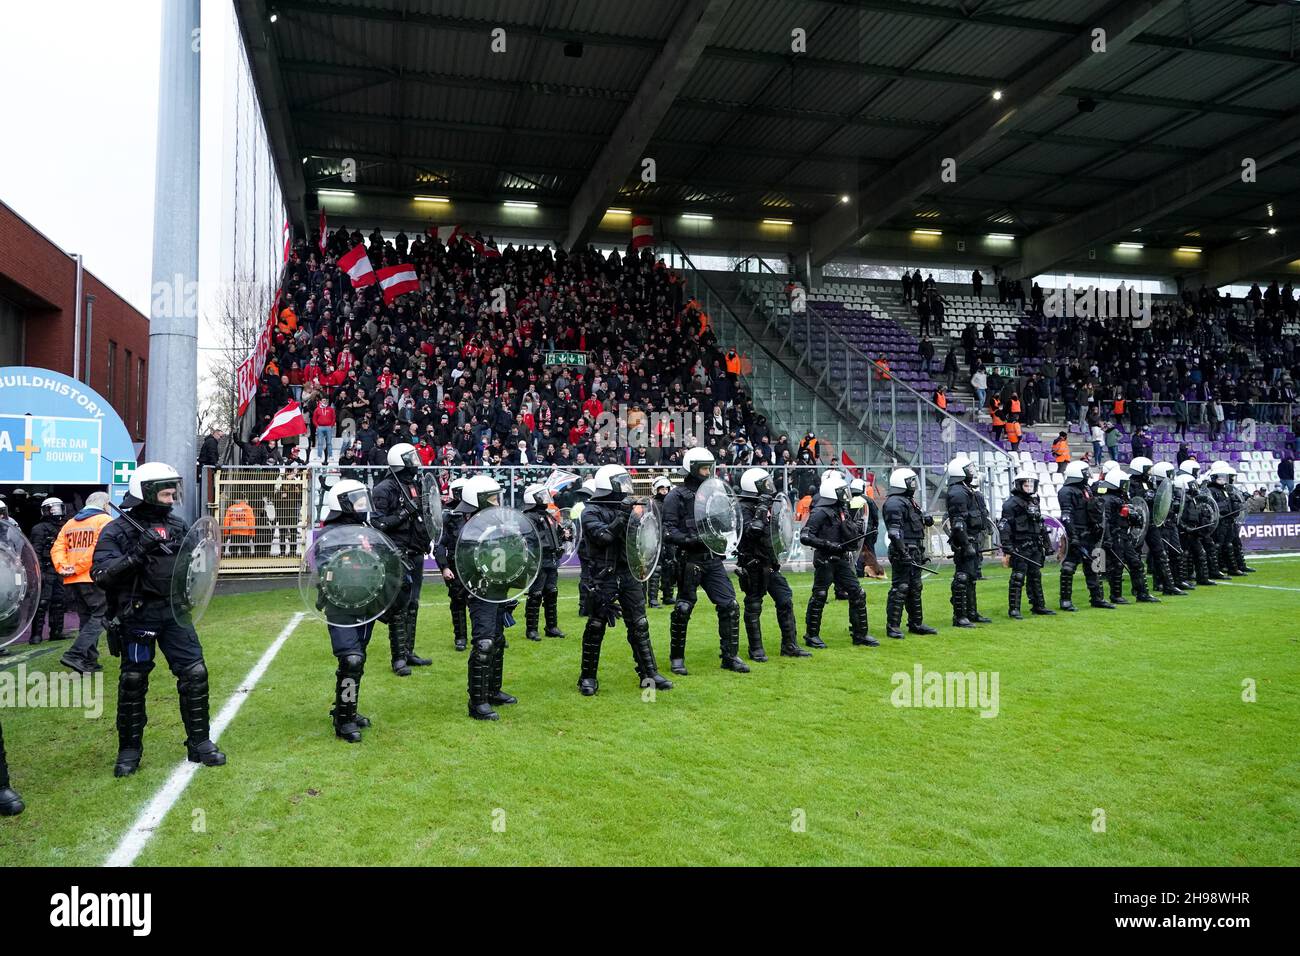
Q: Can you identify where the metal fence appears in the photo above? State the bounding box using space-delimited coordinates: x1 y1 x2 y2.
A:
200 459 1011 577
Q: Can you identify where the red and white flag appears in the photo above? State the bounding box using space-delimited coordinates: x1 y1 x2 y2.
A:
258 401 309 443
377 264 420 304
429 224 461 245
318 210 328 254
464 235 501 259
631 216 654 250
338 243 377 288
281 220 292 263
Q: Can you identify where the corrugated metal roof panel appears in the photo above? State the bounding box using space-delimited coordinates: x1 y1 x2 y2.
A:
911 23 1058 81
1123 54 1279 102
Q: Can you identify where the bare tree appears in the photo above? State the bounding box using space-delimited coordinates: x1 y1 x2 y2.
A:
198 277 276 442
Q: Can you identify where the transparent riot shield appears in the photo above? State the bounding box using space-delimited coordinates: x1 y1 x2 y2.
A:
1151 478 1173 528
454 506 542 603
626 497 662 582
419 471 445 542
0 524 40 650
299 524 405 627
1126 497 1150 548
170 516 222 626
770 495 795 563
694 477 741 556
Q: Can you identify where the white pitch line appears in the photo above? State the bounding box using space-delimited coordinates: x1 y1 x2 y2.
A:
104 611 306 868
1214 581 1300 593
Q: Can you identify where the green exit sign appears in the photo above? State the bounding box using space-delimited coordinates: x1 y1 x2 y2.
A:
111 460 137 484
988 364 1018 378
545 351 588 368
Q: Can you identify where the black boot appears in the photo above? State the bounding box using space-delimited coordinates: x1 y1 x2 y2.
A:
906 585 936 634
489 642 517 706
543 590 565 637
886 586 906 639
578 620 603 696
405 614 431 666
1008 571 1024 620
389 614 411 676
718 605 749 672
848 591 879 646
803 589 828 648
331 654 364 743
468 639 498 720
1028 571 1055 615
0 722 25 816
968 581 992 622
525 593 542 641
114 668 149 777
629 616 673 690
743 604 768 662
1059 567 1077 611
178 662 227 767
776 603 811 657
669 606 689 675
951 576 973 627
451 593 468 651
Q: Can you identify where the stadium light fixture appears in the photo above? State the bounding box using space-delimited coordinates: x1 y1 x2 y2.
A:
992 89 1004 101
269 8 279 23
1177 246 1203 254
1269 227 1278 235
840 194 850 204
504 200 538 209
1116 241 1144 250
913 228 943 237
318 189 355 197
762 218 794 226
414 196 450 204
606 208 632 216
681 213 713 221
986 233 1016 241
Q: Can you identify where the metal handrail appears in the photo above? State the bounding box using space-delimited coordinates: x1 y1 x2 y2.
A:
731 261 1012 466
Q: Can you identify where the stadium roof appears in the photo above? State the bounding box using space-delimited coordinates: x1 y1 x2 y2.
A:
236 0 1300 279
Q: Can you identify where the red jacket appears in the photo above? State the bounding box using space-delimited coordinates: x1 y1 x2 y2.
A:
313 405 337 427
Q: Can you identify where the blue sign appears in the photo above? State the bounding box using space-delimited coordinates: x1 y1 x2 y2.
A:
0 367 137 486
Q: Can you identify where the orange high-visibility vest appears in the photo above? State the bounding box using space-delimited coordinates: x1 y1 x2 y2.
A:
1006 421 1022 445
935 391 947 411
223 501 256 538
50 510 112 583
1113 398 1125 416
990 402 1005 427
726 352 741 375
1052 438 1071 463
795 495 812 521
874 359 891 380
1010 398 1022 416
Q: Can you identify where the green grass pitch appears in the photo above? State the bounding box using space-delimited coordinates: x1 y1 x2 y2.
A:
2 559 1298 866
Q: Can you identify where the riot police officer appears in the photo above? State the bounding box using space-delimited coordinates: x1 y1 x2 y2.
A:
1226 466 1255 574
661 448 747 674
31 496 67 643
999 470 1056 619
91 462 226 777
846 478 880 580
1101 465 1160 604
445 476 470 651
737 466 812 659
646 476 674 608
572 479 596 618
1149 462 1193 591
1131 457 1184 596
1206 461 1243 577
317 480 380 743
442 475 519 720
577 464 673 696
522 483 566 641
800 470 877 648
1176 459 1217 586
370 443 433 676
1058 461 1113 610
0 719 22 815
944 457 992 626
882 467 937 639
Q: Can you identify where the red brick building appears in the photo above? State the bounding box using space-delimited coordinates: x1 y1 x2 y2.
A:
0 199 149 440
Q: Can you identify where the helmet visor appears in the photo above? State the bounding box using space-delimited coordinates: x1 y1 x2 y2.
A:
142 477 182 507
341 487 371 514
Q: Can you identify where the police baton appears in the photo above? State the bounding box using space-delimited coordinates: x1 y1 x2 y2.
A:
106 501 176 556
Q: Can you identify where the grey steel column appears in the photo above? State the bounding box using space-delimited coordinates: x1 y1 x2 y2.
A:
147 0 201 519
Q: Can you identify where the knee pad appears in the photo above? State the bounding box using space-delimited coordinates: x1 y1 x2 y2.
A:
953 571 970 586
1010 572 1026 587
178 660 209 689
893 581 911 599
809 587 829 605
119 667 150 695
1060 560 1076 576
339 653 365 677
717 601 739 622
743 593 765 613
473 638 494 660
673 600 695 617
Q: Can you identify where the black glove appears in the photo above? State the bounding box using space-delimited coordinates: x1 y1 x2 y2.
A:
923 515 935 527
136 528 169 556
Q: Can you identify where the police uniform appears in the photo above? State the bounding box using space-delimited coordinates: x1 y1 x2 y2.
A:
31 506 66 642
1176 469 1216 587
522 500 565 641
882 470 936 638
577 466 673 695
1058 467 1112 609
998 475 1056 618
661 452 745 674
0 719 21 816
646 484 674 607
436 505 470 651
90 466 226 777
944 463 991 625
800 473 877 647
370 462 434 675
1205 466 1241 578
1101 475 1159 603
1131 466 1184 596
